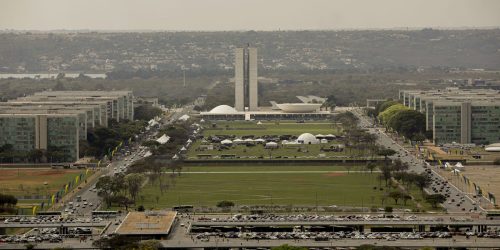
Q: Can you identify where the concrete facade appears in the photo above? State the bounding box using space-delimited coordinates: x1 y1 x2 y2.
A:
399 88 500 145
0 114 79 162
234 47 258 111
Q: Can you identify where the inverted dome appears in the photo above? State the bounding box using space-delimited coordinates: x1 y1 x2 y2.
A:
485 143 500 152
297 133 319 144
209 105 238 114
276 103 322 113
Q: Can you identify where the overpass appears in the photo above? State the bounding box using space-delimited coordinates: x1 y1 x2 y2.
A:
0 222 109 229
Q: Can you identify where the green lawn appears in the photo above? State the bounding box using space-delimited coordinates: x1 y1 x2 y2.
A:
180 165 352 172
204 121 340 137
135 166 421 210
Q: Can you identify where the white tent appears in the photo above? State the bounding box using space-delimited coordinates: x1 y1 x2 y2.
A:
257 121 263 125
265 142 278 148
233 139 245 144
180 146 187 151
455 162 464 168
254 138 266 143
320 139 328 144
187 139 192 143
315 134 325 138
172 154 179 160
451 169 461 174
143 151 153 157
444 162 452 168
200 119 205 123
221 139 233 145
178 114 190 121
156 134 170 144
244 138 254 143
325 134 336 139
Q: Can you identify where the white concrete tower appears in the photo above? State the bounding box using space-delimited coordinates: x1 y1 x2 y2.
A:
248 47 258 111
234 48 245 111
234 47 258 111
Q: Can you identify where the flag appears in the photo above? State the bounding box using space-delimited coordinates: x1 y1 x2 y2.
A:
32 206 37 215
65 184 69 193
489 193 496 204
75 175 80 184
128 137 132 144
97 160 101 167
118 141 123 147
86 168 89 175
438 159 442 166
51 194 55 204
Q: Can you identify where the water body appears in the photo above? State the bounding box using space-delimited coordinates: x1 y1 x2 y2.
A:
0 73 106 79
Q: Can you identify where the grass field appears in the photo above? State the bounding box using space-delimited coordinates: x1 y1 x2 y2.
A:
203 121 340 137
0 168 83 202
136 165 422 210
188 121 376 159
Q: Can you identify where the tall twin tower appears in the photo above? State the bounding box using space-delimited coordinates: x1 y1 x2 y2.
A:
234 47 258 111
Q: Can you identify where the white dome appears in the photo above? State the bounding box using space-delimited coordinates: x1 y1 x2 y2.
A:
209 105 238 114
297 133 319 144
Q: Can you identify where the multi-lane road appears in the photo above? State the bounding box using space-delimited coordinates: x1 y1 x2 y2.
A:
351 107 483 213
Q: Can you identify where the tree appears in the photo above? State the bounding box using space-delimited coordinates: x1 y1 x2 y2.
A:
93 235 139 249
134 106 163 121
272 244 308 250
216 200 235 208
96 176 115 207
366 162 377 174
113 195 134 211
138 240 161 250
387 110 426 139
28 149 44 163
322 95 337 111
389 191 404 205
380 165 393 186
425 194 446 208
402 193 412 206
377 148 396 163
414 173 432 194
125 173 146 202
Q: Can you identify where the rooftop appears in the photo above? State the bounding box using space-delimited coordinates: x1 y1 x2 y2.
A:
115 211 177 236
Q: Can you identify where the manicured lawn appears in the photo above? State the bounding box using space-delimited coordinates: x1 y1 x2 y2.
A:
0 169 85 199
203 121 340 137
135 166 421 210
180 165 352 172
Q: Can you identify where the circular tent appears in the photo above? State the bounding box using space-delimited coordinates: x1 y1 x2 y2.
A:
209 105 238 114
297 133 319 144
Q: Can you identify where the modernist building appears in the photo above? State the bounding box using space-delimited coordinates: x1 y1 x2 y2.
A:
0 114 79 162
399 88 500 145
201 48 331 121
0 90 135 162
234 47 258 111
14 90 134 122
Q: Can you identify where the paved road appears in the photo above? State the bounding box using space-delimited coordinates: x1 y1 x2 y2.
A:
351 108 481 213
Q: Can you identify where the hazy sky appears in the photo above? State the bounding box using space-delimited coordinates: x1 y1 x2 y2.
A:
1 0 500 30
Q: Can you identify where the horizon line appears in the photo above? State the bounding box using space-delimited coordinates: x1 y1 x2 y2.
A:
1 26 500 33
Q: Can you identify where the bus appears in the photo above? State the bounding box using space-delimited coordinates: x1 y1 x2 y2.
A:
486 211 500 220
173 205 194 212
92 210 119 218
36 211 62 216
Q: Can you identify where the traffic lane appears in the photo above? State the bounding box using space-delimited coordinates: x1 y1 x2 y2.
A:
354 110 476 213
